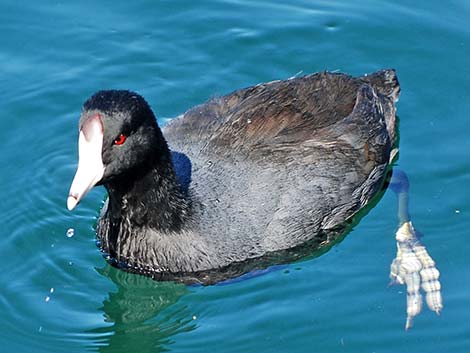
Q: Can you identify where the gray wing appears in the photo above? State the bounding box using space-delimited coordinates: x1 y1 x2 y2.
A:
162 70 399 263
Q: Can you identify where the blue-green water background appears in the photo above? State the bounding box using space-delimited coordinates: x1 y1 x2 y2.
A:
1 0 469 352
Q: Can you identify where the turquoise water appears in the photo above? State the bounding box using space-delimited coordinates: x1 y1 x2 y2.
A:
1 0 469 352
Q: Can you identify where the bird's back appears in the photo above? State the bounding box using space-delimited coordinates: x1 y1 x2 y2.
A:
163 70 399 271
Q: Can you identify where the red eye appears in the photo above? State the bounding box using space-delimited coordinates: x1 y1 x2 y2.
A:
114 134 127 145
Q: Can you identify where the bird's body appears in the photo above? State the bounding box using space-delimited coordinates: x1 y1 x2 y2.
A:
67 69 446 327
69 69 399 284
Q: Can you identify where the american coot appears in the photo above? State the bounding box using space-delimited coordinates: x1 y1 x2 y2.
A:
67 69 442 328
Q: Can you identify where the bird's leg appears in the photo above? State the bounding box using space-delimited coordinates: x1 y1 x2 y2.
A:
388 169 443 330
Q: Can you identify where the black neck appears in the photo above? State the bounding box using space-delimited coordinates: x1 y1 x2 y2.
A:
104 151 191 233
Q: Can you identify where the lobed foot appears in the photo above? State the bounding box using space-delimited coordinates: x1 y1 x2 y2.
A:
389 220 443 330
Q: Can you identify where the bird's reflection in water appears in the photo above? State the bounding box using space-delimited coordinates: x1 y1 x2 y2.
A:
89 264 195 353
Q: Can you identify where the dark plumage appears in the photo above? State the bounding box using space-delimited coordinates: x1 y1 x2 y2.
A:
67 69 400 284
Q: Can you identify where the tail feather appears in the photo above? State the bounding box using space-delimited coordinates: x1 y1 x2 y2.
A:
360 69 400 147
361 69 400 103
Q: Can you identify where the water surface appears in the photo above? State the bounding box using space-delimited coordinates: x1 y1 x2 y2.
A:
1 0 469 352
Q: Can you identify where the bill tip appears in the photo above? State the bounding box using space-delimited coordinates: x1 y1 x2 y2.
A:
67 195 78 211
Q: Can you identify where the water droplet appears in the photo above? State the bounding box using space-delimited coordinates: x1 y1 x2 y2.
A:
45 296 50 302
68 261 73 266
325 22 338 31
66 228 75 238
455 209 460 214
192 315 197 320
50 288 54 294
38 326 43 332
